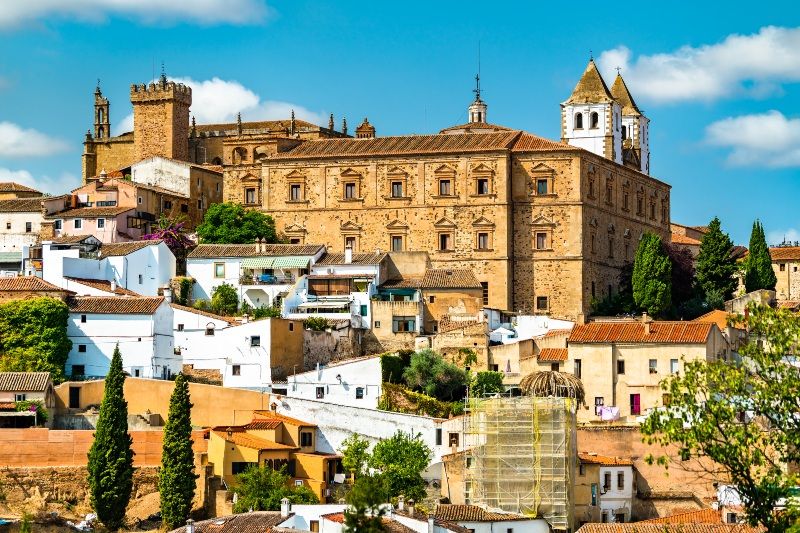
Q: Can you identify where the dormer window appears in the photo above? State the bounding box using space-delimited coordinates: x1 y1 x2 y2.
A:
590 112 599 129
575 113 583 129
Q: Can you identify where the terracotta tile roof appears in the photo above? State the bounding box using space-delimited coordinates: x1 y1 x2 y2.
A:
770 246 800 261
167 511 288 533
693 310 744 330
64 277 139 296
315 251 386 266
321 513 345 524
435 504 529 522
538 348 568 362
564 60 615 104
0 182 41 194
382 519 419 533
45 206 134 219
641 509 722 524
244 419 282 430
48 234 97 244
543 327 574 338
576 525 762 533
778 300 800 310
0 276 66 292
212 429 297 451
510 132 575 152
672 233 702 246
195 118 321 134
380 277 423 289
67 296 164 314
0 402 16 411
0 198 43 212
578 452 634 466
170 303 238 325
100 240 163 256
421 269 482 289
271 131 523 160
569 321 714 344
0 372 52 392
610 74 642 116
252 410 317 427
440 121 514 133
188 243 324 258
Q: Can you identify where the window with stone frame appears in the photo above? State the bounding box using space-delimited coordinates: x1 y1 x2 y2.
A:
535 232 549 250
391 181 404 198
476 177 490 195
590 112 600 129
476 232 490 250
605 178 614 205
245 187 257 205
344 182 357 199
636 191 644 216
289 184 302 201
537 179 548 195
588 178 596 199
590 234 596 253
649 198 657 220
530 164 555 196
661 199 669 222
622 189 630 211
386 168 408 199
344 236 357 251
438 178 452 196
574 112 583 129
391 235 404 251
536 296 549 311
438 232 453 251
608 236 615 258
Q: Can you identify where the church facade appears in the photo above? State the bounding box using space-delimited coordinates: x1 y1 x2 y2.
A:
79 61 670 321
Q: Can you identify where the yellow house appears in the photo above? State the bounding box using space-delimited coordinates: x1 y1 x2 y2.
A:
567 317 728 423
207 411 343 502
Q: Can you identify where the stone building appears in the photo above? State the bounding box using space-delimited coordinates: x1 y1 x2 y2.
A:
770 246 800 302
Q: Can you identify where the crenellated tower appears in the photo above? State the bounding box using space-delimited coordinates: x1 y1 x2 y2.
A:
130 71 192 162
94 84 110 140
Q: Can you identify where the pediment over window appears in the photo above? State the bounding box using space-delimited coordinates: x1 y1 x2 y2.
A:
286 169 305 179
531 215 556 226
472 216 495 228
386 219 409 230
434 217 457 228
530 162 555 174
386 166 408 176
241 173 260 183
433 164 457 175
340 168 363 178
471 163 494 174
284 223 307 234
340 220 362 232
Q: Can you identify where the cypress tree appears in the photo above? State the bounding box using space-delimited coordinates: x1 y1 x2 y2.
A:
632 232 672 317
695 217 738 301
744 220 777 292
87 345 133 531
159 373 197 529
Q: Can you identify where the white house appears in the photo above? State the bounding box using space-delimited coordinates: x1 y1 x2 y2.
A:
172 303 304 389
66 295 178 379
286 357 382 409
579 453 635 524
0 198 43 253
187 243 326 309
433 504 551 533
43 237 175 296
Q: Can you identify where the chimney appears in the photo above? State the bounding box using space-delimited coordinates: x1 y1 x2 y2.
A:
344 245 353 264
428 517 435 533
397 495 405 511
185 519 194 533
110 279 117 293
407 499 415 517
642 312 652 335
280 497 291 517
242 314 249 324
162 286 172 303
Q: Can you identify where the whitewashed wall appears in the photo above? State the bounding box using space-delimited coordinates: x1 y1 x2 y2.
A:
287 357 382 409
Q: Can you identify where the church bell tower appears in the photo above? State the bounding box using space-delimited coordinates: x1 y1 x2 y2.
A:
468 73 488 123
94 83 110 140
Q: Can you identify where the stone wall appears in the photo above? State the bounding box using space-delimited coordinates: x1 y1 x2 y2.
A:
131 81 191 162
182 364 223 385
302 325 363 371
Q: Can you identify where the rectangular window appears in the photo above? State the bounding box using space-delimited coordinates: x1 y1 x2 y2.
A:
392 316 416 333
181 204 188 213
163 200 172 210
316 386 325 399
579 463 586 476
290 184 302 201
198 199 203 209
177 324 184 332
25 222 32 233
344 182 356 199
344 236 356 251
97 218 105 229
232 365 241 376
138 196 143 205
69 386 81 408
310 521 319 533
448 433 459 447
630 393 641 415
5 222 10 230
54 220 62 230
391 235 403 251
671 359 679 373
780 263 786 272
601 511 609 523
623 191 629 210
438 233 452 251
438 179 451 196
205 326 215 336
603 472 611 491
435 428 442 446
429 295 435 304
374 321 381 328
481 282 489 306
617 359 625 374
355 387 364 399
245 188 257 204
535 232 548 250
615 514 626 524
301 431 313 447
214 263 225 278
477 178 490 195
72 365 85 377
231 462 254 475
536 179 548 195
74 219 82 229
138 274 143 284
574 359 582 379
15 393 26 402
608 237 614 258
78 344 87 353
477 232 489 250
251 335 261 347
617 471 625 490
550 362 559 371
289 323 294 331
649 359 658 374
536 296 548 311
81 314 87 323
594 396 604 416
360 304 368 316
391 181 403 198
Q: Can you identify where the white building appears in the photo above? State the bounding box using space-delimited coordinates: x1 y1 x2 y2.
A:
0 198 44 254
579 453 635 524
172 303 304 389
187 243 326 309
42 236 175 296
66 295 177 379
433 504 551 533
286 357 382 409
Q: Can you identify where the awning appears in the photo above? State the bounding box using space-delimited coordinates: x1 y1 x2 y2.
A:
241 257 276 268
297 301 349 310
272 256 312 268
0 252 22 263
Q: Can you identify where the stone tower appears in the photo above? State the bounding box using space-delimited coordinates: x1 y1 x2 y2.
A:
355 117 376 139
611 73 650 174
130 72 192 162
94 84 110 140
468 73 487 123
561 59 622 165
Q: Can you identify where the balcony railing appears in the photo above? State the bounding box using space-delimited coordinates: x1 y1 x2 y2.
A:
240 274 295 286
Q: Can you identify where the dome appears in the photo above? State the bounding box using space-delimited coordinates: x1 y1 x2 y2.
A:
519 371 585 406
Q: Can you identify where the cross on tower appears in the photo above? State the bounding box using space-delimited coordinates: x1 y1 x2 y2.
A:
615 66 622 74
473 72 482 101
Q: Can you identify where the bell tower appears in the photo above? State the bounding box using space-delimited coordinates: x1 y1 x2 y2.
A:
611 72 650 174
468 73 488 123
130 69 192 162
94 82 110 140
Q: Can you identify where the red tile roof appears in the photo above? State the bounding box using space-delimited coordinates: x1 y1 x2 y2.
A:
693 310 744 330
543 327 574 338
421 269 482 289
167 511 288 533
770 246 800 261
45 206 134 218
440 121 514 133
48 234 98 244
576 525 762 533
511 132 574 152
569 321 714 344
244 419 282 430
316 252 386 266
188 243 324 258
578 452 634 466
435 504 530 522
538 348 568 362
211 430 297 451
672 233 702 246
0 276 67 292
321 513 345 524
170 303 238 325
67 296 164 314
0 182 41 194
640 509 722 524
0 372 52 392
100 240 163 256
252 410 318 427
64 277 139 296
0 198 43 212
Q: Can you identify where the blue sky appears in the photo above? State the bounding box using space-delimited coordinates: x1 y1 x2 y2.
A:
0 1 798 245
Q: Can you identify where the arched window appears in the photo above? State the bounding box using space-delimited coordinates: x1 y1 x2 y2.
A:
574 113 583 129
98 109 104 123
97 126 105 138
590 112 599 129
232 147 247 164
621 125 627 139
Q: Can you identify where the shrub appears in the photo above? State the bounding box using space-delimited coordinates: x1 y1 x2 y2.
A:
177 278 193 306
15 400 47 422
472 371 505 396
379 383 463 418
402 349 468 402
304 317 329 331
380 353 406 383
211 283 239 315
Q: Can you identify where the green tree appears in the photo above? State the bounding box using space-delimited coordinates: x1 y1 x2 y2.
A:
695 217 738 301
211 283 239 315
339 434 371 479
642 304 800 532
231 465 318 513
369 431 432 501
196 203 278 244
632 232 672 316
744 220 777 292
87 345 133 531
0 297 72 381
472 371 504 396
343 475 388 533
159 374 197 529
402 349 468 402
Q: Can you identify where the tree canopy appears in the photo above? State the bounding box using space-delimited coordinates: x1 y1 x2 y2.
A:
402 349 468 402
368 431 432 501
340 434 370 480
211 282 239 315
0 297 72 382
196 202 278 244
744 219 777 293
343 475 388 533
642 305 800 531
231 465 318 513
632 232 672 316
695 217 738 302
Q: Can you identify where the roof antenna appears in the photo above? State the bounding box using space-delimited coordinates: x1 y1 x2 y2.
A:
473 41 482 101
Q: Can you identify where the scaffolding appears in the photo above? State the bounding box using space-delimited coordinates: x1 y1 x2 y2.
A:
464 394 576 532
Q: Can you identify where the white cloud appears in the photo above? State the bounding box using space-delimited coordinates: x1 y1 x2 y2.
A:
115 77 327 136
0 121 69 158
767 228 800 247
598 26 800 103
0 0 270 28
705 110 800 168
0 167 79 195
